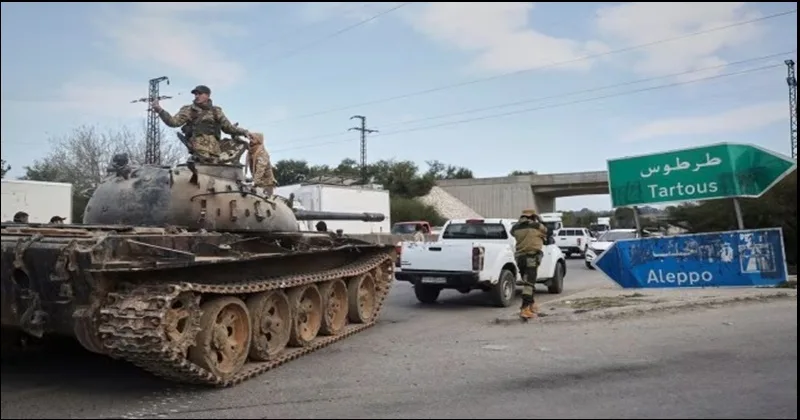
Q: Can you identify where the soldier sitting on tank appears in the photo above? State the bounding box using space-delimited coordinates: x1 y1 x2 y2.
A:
107 153 133 178
151 85 254 164
246 132 277 195
49 216 65 224
13 211 29 223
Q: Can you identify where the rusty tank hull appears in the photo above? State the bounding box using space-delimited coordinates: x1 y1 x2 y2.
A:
1 159 396 387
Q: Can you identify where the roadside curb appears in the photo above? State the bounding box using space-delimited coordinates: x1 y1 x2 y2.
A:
493 288 797 326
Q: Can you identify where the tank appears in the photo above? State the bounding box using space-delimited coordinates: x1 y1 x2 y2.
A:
1 139 396 388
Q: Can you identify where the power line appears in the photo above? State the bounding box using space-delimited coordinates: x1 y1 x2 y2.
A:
270 63 783 153
348 115 379 183
79 4 412 106
374 51 796 130
267 50 794 148
0 51 789 150
265 8 798 124
130 76 171 165
261 3 409 63
250 3 378 50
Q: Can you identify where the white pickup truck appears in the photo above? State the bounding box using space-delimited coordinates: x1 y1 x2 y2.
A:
394 218 567 307
554 227 593 258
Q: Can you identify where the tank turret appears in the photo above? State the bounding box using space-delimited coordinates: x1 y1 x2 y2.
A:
83 156 386 232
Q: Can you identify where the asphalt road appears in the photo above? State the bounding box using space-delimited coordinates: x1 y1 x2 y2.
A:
2 259 796 419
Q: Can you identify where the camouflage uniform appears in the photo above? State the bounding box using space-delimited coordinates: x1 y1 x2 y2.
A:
157 97 248 163
510 209 548 319
246 133 277 195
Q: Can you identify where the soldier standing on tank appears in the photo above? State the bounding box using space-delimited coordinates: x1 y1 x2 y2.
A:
151 85 254 163
510 209 548 320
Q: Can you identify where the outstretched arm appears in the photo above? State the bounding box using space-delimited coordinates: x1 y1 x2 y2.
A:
216 107 249 136
537 223 548 236
157 105 193 128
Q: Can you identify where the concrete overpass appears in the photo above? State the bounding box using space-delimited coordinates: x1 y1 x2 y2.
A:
436 171 609 218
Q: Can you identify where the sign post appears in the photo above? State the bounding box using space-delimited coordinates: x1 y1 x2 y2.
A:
607 142 797 208
592 228 789 289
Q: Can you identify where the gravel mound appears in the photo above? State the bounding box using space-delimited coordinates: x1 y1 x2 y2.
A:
417 186 483 220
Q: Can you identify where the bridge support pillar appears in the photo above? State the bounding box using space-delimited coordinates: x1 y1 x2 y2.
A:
533 193 556 214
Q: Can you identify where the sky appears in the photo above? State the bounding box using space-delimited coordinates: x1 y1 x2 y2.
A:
1 2 797 211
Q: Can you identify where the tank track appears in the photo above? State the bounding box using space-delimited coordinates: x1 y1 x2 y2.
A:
96 252 394 387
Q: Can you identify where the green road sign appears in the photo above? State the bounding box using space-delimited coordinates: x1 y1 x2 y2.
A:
607 143 797 208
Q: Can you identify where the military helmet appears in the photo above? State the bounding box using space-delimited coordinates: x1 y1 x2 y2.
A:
520 209 537 217
191 85 211 95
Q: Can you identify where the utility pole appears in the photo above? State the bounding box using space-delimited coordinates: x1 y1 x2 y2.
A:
785 60 797 160
348 115 378 184
131 76 171 165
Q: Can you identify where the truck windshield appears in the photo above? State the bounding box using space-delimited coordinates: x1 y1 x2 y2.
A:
391 224 417 234
542 221 560 233
442 223 508 240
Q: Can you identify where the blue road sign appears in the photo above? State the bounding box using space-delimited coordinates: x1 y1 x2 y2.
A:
592 228 788 288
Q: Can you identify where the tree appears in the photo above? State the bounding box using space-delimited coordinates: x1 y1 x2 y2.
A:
424 160 474 180
273 158 469 199
390 196 446 226
0 159 9 178
667 170 797 271
20 124 184 222
509 170 537 176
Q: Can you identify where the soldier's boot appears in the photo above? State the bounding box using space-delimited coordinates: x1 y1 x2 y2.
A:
519 295 537 319
529 302 540 314
520 305 537 319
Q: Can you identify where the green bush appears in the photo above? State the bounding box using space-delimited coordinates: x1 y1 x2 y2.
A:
390 196 446 226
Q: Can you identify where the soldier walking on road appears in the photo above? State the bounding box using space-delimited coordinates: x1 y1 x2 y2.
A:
151 85 254 163
510 209 548 320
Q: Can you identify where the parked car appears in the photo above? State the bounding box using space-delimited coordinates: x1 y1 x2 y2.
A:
584 228 639 269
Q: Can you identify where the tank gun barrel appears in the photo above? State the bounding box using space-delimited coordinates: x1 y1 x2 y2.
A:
293 210 385 222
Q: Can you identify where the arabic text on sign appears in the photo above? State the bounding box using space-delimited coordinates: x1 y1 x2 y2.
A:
639 153 723 179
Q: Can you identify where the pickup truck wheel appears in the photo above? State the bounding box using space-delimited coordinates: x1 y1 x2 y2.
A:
414 285 441 304
491 269 516 308
547 262 565 294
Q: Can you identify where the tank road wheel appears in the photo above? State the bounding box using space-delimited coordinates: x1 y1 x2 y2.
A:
163 292 202 355
246 291 292 361
288 285 323 347
319 279 349 336
188 296 252 381
347 272 377 324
